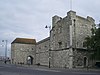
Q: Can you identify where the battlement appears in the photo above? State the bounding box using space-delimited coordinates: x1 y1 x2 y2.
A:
67 10 76 19
52 15 62 27
87 16 95 23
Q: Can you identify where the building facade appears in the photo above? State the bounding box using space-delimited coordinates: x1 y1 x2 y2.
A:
36 37 50 66
50 10 95 68
11 10 95 68
11 38 36 65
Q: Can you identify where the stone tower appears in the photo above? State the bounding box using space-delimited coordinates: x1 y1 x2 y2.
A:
50 10 95 68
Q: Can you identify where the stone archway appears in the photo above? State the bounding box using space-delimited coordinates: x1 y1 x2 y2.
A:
27 56 33 65
83 57 88 67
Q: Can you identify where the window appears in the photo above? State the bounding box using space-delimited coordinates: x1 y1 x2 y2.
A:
32 48 33 50
65 43 67 48
53 34 55 37
58 42 62 48
44 46 47 48
77 42 79 47
83 42 86 47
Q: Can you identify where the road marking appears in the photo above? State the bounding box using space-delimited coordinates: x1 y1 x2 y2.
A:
35 68 61 72
72 72 100 75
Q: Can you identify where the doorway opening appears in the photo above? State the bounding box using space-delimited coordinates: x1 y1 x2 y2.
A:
27 56 33 65
84 57 88 67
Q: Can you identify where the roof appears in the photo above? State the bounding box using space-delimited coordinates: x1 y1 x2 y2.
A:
11 38 36 44
37 37 50 44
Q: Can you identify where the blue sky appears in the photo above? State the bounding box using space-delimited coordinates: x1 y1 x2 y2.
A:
0 0 100 57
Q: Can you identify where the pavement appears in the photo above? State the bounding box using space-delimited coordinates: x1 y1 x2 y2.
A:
0 63 100 75
1 60 100 72
19 64 100 72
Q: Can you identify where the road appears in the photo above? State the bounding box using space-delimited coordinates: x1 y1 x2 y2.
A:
0 63 100 75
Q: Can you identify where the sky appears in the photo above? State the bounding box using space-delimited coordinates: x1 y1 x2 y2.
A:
0 0 100 57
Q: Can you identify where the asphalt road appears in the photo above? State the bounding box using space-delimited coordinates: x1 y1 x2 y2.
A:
0 63 100 75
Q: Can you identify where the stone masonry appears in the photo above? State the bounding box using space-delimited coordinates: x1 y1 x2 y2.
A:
36 37 50 66
50 10 95 68
11 38 36 65
11 10 95 69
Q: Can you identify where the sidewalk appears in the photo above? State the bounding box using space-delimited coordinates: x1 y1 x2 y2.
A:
20 64 100 72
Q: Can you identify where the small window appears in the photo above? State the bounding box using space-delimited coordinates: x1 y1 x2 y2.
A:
65 43 67 48
44 46 47 48
58 42 62 48
53 34 55 37
77 42 79 47
83 42 86 47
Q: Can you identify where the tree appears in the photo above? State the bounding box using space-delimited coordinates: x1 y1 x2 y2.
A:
84 24 100 60
94 27 100 60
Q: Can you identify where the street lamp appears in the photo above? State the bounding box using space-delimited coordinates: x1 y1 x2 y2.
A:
2 40 8 60
45 25 51 68
45 25 51 30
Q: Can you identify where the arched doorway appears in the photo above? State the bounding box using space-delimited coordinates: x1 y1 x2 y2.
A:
27 56 33 65
83 57 88 67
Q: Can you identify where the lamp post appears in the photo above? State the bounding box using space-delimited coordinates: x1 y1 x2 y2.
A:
2 40 8 62
45 25 51 68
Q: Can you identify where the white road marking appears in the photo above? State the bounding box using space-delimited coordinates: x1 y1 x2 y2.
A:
35 68 61 72
72 72 100 75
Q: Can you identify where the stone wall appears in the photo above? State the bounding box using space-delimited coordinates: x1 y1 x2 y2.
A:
36 37 50 66
50 11 74 68
73 15 95 48
51 13 71 51
50 10 95 68
50 48 73 68
11 43 36 64
73 49 88 68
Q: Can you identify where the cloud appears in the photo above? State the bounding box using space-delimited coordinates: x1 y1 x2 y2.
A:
0 0 100 57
